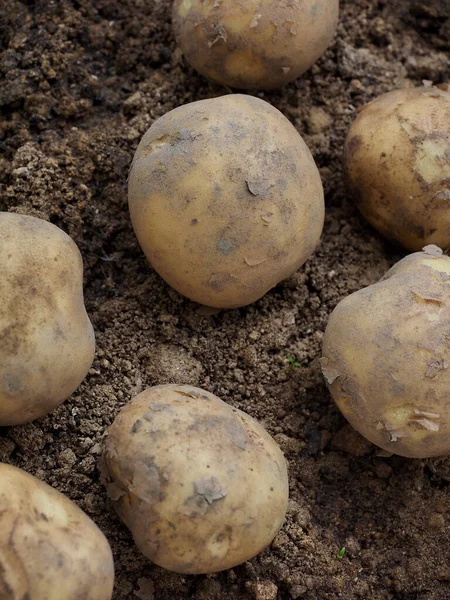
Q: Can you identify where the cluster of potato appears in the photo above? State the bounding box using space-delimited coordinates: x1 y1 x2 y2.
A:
2 1 450 596
322 84 450 460
0 217 289 592
1 95 297 589
128 81 450 460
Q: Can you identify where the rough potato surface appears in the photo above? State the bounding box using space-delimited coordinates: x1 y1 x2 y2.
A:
172 0 339 89
0 463 114 600
100 384 289 574
344 86 450 251
128 94 324 308
321 245 450 458
0 212 95 425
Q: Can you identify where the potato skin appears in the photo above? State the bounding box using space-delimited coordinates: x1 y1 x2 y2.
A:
172 0 339 90
0 463 114 600
128 94 324 308
100 384 289 574
344 87 450 251
321 245 450 458
0 213 95 425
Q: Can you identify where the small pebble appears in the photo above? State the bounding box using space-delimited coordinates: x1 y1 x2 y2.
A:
375 461 393 479
58 448 77 468
428 513 445 531
246 581 278 600
331 424 373 456
290 585 307 598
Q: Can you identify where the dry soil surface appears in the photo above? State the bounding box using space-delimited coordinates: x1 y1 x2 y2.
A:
0 1 449 599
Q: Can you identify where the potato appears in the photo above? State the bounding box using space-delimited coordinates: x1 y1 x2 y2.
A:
321 245 450 458
100 384 289 574
172 0 339 90
0 463 114 599
0 212 95 425
344 86 450 251
128 94 324 308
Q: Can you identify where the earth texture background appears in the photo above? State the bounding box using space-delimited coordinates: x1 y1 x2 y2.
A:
0 1 449 598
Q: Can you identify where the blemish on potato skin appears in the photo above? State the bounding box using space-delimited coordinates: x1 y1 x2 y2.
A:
425 359 448 378
0 324 22 356
149 402 170 411
175 390 200 399
217 238 236 256
346 135 362 156
226 121 248 140
411 290 443 306
194 476 227 504
206 274 225 291
131 420 143 433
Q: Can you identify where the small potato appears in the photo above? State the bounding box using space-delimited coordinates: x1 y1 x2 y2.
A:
321 245 450 458
0 463 114 600
128 94 324 309
344 86 450 251
172 0 339 90
100 384 289 574
0 212 95 425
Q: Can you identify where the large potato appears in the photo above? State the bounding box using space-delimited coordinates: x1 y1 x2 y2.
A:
128 94 324 308
321 245 450 458
0 463 114 600
100 384 289 574
172 0 339 90
344 86 450 251
0 213 95 425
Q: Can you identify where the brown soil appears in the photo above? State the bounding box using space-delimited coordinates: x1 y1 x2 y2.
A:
1 1 449 599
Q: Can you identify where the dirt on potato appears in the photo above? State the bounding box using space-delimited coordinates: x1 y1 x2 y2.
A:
0 1 449 599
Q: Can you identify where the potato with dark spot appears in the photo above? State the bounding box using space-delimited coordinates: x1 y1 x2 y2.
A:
344 86 450 251
0 212 95 425
128 94 324 309
100 384 289 574
0 463 114 600
321 245 450 458
172 0 339 90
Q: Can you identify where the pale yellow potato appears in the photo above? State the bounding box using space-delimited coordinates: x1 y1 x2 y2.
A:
100 384 289 574
128 94 324 309
0 213 95 425
172 0 339 89
344 86 450 251
0 463 114 600
321 245 450 458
